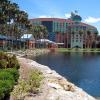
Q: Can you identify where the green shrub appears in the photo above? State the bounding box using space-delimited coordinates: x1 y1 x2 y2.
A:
0 51 20 69
0 71 14 80
6 68 19 82
7 55 20 69
97 49 100 51
68 48 72 51
28 69 43 93
0 52 20 99
12 69 43 99
0 59 8 69
0 68 19 99
0 70 19 99
0 68 19 82
91 49 94 51
0 89 5 100
0 80 15 99
0 51 7 60
11 79 31 100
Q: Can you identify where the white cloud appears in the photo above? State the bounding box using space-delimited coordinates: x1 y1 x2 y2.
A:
65 13 71 18
39 15 64 18
84 16 100 23
39 15 53 18
39 13 71 19
94 25 100 35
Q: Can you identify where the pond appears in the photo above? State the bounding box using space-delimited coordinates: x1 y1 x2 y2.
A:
31 52 100 97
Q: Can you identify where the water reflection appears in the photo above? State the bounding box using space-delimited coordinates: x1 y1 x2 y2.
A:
32 52 100 97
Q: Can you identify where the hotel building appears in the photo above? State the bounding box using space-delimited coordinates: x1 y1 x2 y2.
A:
30 12 98 48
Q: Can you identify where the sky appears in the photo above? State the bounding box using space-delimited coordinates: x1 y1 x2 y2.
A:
12 0 100 34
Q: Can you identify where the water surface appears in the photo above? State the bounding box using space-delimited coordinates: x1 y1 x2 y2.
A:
31 52 100 97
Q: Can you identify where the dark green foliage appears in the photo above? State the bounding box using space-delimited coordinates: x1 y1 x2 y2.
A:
69 48 71 50
0 0 30 37
97 49 100 51
0 89 5 100
91 49 94 51
0 69 19 99
0 68 19 82
0 52 20 69
0 51 7 60
0 59 8 69
7 55 20 69
0 71 14 80
0 52 20 99
0 80 15 99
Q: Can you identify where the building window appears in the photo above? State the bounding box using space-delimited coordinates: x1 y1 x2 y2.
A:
83 26 86 30
76 35 78 37
75 22 79 24
76 40 78 42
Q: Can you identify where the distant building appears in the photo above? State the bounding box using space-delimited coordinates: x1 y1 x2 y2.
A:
0 35 7 49
35 39 57 48
30 12 98 48
21 34 35 49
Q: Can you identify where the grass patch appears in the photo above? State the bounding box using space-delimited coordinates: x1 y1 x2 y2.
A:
56 48 100 52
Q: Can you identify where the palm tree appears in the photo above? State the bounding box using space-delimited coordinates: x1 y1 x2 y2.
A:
33 25 48 48
0 0 18 50
0 0 10 50
7 2 19 50
40 25 48 48
66 32 69 48
42 26 48 39
79 30 84 48
0 0 31 50
94 32 98 48
87 30 91 48
34 26 41 39
40 25 48 39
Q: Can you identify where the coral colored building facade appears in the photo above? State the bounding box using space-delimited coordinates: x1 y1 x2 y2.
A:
30 12 98 48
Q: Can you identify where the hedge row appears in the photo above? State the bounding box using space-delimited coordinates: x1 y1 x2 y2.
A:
0 51 20 100
0 68 19 99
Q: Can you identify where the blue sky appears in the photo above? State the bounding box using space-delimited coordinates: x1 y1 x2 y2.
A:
12 0 100 34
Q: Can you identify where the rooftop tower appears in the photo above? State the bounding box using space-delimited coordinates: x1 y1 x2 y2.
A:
70 11 82 22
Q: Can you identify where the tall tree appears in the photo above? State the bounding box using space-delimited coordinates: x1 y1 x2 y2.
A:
87 30 92 48
94 31 98 48
0 0 30 50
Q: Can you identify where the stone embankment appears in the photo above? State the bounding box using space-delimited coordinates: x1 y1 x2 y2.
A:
9 49 50 57
14 56 96 100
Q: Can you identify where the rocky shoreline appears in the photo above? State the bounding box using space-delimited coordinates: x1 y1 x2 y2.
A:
9 49 50 57
12 56 96 100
